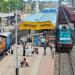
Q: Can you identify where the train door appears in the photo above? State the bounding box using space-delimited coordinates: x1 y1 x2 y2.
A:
6 34 11 49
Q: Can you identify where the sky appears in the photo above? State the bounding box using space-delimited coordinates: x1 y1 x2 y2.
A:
23 0 58 1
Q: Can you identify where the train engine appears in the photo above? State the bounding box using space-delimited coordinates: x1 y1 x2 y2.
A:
56 24 73 52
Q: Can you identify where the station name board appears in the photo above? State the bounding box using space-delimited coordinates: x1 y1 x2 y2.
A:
19 21 55 30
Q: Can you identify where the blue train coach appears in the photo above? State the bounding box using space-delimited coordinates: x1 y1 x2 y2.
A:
0 32 13 55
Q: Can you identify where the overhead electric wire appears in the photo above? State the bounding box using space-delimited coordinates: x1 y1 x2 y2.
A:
60 5 71 26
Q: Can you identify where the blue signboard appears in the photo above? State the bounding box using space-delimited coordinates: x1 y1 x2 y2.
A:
33 35 40 46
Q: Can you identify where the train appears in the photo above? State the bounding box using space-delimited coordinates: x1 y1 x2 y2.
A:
0 32 14 55
55 24 73 52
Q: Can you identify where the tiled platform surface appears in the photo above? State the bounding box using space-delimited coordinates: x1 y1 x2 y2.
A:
0 43 54 75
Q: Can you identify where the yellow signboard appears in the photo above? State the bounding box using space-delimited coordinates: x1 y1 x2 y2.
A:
19 21 55 30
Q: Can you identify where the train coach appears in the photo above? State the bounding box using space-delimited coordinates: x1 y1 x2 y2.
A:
55 24 73 52
0 32 14 55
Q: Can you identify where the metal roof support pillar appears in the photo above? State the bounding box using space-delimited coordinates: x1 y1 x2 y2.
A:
15 9 19 75
36 0 39 13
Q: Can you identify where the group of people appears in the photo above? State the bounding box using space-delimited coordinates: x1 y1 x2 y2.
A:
20 44 55 67
25 45 39 56
40 35 56 57
33 32 56 56
20 45 39 67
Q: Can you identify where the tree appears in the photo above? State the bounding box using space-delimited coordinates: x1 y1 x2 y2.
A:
31 1 36 10
0 0 25 12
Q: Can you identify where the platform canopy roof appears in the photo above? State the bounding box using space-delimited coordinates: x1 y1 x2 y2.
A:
0 13 14 17
41 8 58 13
19 8 57 30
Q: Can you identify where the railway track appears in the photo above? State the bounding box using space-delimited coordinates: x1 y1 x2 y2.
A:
54 52 74 75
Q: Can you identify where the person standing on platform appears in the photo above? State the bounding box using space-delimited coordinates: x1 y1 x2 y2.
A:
10 43 15 54
41 36 46 55
50 43 55 58
26 45 32 56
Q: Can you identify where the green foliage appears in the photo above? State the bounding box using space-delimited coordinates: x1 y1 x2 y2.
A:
31 1 36 10
0 0 25 12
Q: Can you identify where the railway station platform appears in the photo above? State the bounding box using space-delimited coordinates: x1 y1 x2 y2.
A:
0 43 54 75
